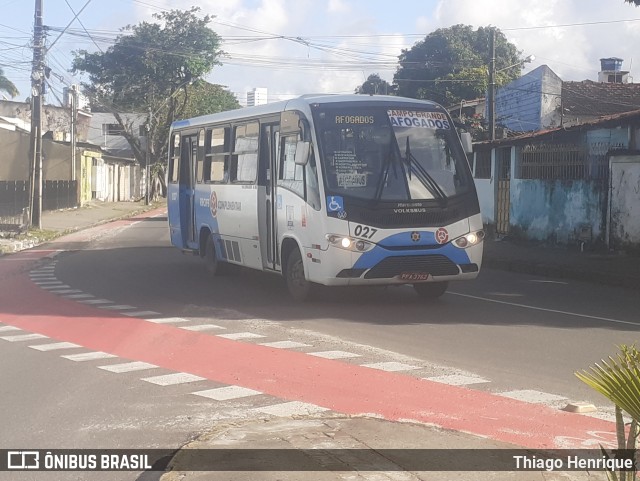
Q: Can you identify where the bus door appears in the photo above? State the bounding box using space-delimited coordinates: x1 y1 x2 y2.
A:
259 123 280 271
179 133 197 248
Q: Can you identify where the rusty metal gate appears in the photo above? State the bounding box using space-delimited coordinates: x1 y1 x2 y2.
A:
495 147 511 236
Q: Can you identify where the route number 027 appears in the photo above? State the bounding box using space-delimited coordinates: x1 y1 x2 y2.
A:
354 225 377 239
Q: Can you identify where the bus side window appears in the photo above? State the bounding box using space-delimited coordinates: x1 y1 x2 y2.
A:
169 133 180 183
232 122 259 183
204 126 230 183
279 135 304 197
305 147 321 210
196 129 205 183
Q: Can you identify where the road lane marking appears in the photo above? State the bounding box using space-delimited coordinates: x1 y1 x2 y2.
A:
40 284 70 290
309 350 362 359
0 326 21 332
62 352 118 362
529 280 568 285
192 386 262 401
98 305 137 310
63 294 94 299
29 342 80 351
98 361 158 373
425 374 491 386
142 373 206 386
180 324 225 331
122 310 162 317
448 291 639 327
1 333 48 342
361 362 420 372
146 317 190 324
49 289 83 294
78 299 113 305
499 390 568 404
217 332 266 340
259 341 311 349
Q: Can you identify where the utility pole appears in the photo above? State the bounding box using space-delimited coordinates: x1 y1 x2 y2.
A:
488 27 496 142
70 84 77 182
29 0 44 229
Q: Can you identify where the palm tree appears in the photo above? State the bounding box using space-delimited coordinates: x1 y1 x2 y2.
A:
576 345 639 481
0 68 19 99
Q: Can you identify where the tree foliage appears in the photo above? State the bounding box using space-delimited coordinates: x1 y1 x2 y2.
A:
72 7 226 172
0 68 19 99
355 73 394 95
393 25 522 106
625 0 640 5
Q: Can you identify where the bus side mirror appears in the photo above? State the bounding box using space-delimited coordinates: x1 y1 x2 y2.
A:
460 132 473 154
295 141 310 166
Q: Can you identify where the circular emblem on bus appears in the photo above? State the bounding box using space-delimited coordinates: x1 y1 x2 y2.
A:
435 227 449 244
210 191 218 218
411 231 421 242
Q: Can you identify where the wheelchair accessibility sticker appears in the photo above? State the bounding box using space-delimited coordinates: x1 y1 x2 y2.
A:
327 196 344 213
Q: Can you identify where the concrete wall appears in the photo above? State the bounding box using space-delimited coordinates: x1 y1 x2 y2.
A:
0 129 30 180
609 155 640 249
0 100 91 142
509 179 606 244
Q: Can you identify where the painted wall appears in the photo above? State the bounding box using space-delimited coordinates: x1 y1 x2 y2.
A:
509 179 606 243
494 65 562 132
609 155 640 248
475 178 495 225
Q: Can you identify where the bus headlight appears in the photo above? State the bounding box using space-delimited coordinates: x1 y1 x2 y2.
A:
326 234 373 252
453 230 485 248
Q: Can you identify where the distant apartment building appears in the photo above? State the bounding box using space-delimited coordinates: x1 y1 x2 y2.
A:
246 88 268 107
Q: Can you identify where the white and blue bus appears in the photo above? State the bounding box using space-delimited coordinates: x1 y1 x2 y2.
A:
167 94 484 301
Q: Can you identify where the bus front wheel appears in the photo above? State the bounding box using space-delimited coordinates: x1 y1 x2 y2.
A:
285 248 314 302
413 281 448 299
204 234 220 276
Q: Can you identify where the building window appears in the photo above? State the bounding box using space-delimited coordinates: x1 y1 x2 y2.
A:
474 150 491 179
102 123 125 136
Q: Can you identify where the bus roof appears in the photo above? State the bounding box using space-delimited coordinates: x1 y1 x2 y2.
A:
170 94 443 130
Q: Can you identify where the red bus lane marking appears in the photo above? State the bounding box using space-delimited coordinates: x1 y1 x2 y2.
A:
1 250 615 450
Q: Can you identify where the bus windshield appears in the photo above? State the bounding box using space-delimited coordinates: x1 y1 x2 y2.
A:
313 106 472 202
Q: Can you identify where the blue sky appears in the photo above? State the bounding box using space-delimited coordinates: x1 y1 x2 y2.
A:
2 0 640 105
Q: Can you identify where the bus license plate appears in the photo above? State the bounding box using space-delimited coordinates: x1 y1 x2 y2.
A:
399 273 429 281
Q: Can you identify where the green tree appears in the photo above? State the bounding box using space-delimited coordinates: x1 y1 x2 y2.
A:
355 73 394 95
181 80 240 119
72 7 226 197
0 68 19 99
393 25 522 106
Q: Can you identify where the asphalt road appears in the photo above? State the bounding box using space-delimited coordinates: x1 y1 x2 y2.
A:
52 214 640 406
1 213 638 480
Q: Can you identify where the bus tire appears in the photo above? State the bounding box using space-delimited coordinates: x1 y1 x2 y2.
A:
204 234 220 277
413 281 448 299
285 248 314 302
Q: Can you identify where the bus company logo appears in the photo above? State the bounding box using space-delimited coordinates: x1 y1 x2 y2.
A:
410 231 421 242
210 191 218 217
435 227 449 244
7 451 39 469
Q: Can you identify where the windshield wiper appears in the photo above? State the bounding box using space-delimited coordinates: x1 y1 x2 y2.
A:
373 143 401 203
405 137 448 206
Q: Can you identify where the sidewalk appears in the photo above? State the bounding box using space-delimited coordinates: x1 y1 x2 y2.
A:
483 236 640 291
0 200 160 254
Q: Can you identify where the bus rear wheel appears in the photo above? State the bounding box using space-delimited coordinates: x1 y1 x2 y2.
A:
285 248 314 302
413 281 448 299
